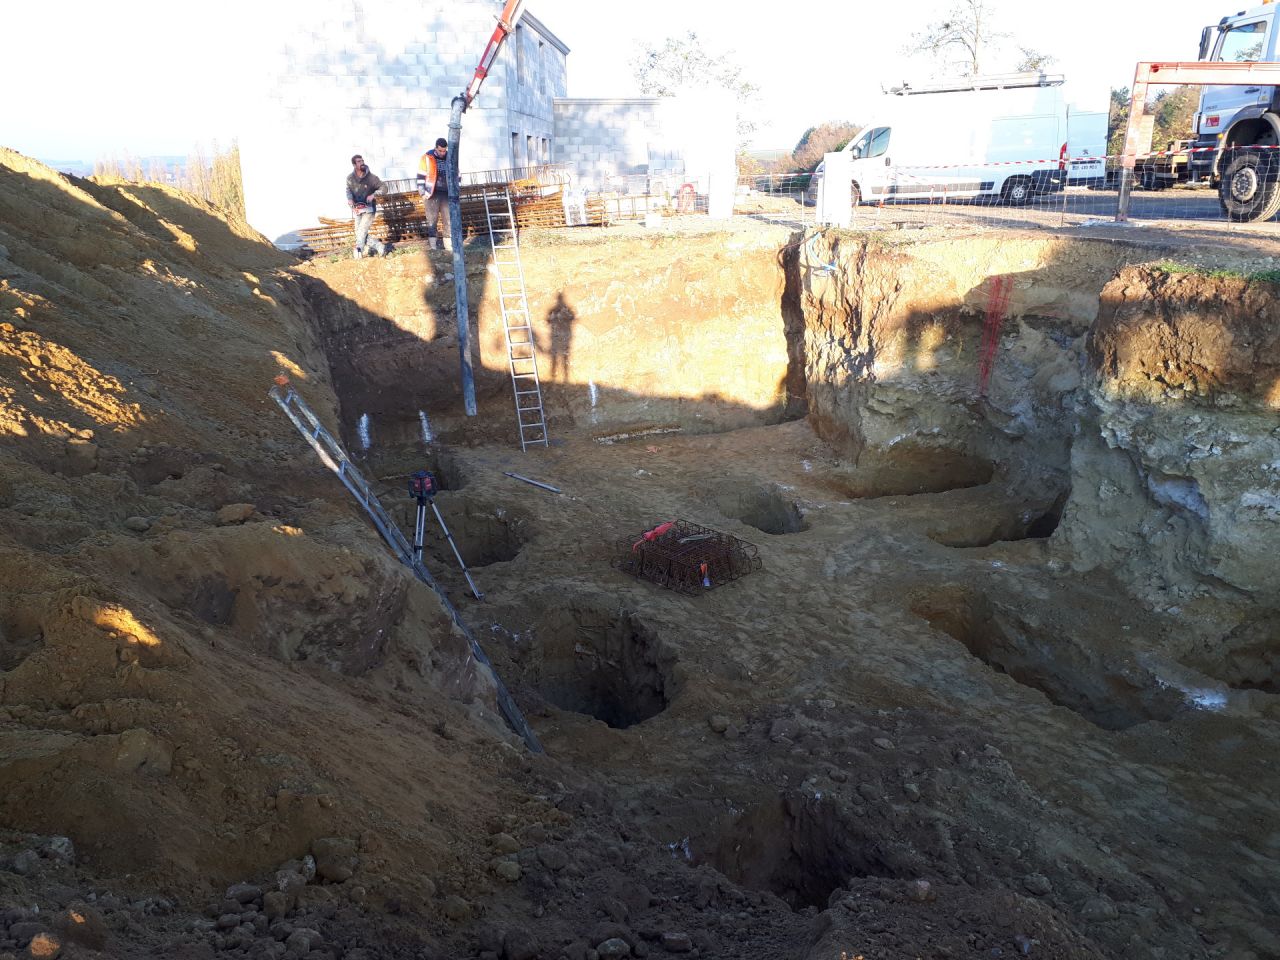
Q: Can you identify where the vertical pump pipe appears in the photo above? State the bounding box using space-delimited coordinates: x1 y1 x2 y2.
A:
443 0 525 417
446 95 477 416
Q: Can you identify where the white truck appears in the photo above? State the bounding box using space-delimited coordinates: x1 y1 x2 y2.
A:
1191 2 1280 220
813 73 1107 217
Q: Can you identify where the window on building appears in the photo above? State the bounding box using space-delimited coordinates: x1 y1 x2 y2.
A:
515 25 527 85
538 40 546 95
541 138 549 163
527 135 534 168
511 132 521 168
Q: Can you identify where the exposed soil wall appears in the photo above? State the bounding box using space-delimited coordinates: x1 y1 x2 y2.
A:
0 150 500 896
299 227 799 448
794 231 1280 613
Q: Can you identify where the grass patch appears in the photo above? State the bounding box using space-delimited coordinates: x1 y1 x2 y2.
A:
1152 261 1280 284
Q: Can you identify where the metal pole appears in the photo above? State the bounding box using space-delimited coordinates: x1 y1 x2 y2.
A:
1116 67 1150 223
447 94 477 416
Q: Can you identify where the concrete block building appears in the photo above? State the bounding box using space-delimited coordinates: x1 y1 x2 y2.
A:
240 1 735 244
241 0 568 244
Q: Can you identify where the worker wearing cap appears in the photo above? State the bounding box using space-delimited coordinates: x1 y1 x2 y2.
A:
416 138 450 250
346 154 387 259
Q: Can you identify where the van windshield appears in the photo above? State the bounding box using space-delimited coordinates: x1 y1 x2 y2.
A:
846 131 872 155
867 128 891 158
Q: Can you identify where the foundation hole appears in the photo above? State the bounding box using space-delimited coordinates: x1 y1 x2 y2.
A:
1185 619 1280 694
700 793 902 911
526 607 673 728
832 445 994 499
425 509 525 568
928 489 1069 548
910 586 1183 730
724 486 808 535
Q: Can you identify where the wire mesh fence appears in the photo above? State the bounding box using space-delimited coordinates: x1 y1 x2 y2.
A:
734 173 818 226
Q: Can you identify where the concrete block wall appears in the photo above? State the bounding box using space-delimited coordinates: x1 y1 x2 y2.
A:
241 0 567 244
552 94 737 212
552 99 666 190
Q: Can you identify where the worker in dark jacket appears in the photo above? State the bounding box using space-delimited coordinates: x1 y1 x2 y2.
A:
416 138 450 250
346 154 387 258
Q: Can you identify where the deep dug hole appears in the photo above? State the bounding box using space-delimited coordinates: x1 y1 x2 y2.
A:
831 444 996 500
910 586 1185 730
697 792 907 911
521 605 675 728
720 484 809 535
422 502 527 568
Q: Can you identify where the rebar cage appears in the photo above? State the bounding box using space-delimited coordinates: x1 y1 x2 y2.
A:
612 519 762 595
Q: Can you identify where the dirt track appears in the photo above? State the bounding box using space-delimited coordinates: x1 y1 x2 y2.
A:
2 148 1280 960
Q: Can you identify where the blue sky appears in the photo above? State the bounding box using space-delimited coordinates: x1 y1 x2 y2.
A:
0 0 1224 161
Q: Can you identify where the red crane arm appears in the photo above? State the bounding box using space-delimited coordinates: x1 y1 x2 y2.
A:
463 0 527 108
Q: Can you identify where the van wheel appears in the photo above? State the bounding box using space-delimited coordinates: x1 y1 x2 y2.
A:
1219 150 1280 222
1000 177 1031 206
850 182 862 208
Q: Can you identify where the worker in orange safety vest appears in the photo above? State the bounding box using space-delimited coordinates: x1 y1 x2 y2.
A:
416 138 450 250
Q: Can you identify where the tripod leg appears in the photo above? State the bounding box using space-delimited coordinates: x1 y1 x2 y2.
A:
414 502 428 562
431 501 484 601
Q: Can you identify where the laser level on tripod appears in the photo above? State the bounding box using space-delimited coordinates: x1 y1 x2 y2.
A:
409 470 484 601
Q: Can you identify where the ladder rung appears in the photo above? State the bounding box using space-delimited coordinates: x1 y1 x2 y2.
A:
512 372 538 378
515 389 542 396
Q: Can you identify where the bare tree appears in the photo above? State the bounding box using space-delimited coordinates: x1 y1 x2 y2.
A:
632 31 759 141
1014 47 1056 72
908 0 1010 75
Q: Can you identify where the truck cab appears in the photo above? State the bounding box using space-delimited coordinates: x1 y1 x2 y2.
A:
1192 2 1280 219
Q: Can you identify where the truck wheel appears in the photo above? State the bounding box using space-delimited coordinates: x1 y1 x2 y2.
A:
1219 151 1280 222
1000 177 1031 206
850 181 862 208
1140 169 1165 191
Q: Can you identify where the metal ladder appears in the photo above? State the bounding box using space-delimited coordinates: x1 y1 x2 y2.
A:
267 379 542 753
482 188 549 451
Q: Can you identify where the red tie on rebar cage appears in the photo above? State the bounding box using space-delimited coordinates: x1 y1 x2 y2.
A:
977 274 1013 397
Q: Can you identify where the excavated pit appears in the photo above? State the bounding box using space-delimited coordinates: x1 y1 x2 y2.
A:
695 792 906 911
722 486 809 535
522 606 675 729
927 489 1069 548
1185 618 1280 694
910 586 1184 730
422 506 526 568
0 603 43 673
828 446 995 500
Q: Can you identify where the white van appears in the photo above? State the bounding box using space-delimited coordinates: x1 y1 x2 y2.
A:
814 73 1106 211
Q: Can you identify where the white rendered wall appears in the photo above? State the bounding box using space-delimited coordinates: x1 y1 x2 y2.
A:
553 94 736 215
241 0 566 245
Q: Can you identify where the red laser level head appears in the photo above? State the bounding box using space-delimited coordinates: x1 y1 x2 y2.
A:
408 470 438 501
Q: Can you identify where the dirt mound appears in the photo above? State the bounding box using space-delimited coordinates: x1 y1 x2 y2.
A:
0 150 503 913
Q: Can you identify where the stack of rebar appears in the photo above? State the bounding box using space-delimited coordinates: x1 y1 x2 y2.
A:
296 163 676 254
612 519 762 595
